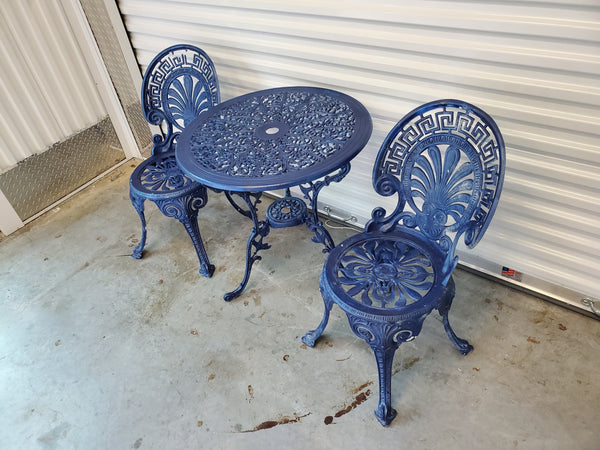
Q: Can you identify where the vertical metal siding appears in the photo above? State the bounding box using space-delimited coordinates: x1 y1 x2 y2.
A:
0 1 107 172
118 0 600 302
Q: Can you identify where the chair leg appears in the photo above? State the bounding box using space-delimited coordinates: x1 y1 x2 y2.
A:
179 207 215 278
302 290 334 347
129 190 147 259
155 189 215 278
441 313 473 355
371 345 398 427
438 280 473 355
346 316 402 426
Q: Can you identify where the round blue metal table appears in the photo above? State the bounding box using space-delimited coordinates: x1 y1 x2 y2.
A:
176 86 372 299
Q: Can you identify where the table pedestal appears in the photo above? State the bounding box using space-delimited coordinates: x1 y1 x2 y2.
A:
223 164 350 301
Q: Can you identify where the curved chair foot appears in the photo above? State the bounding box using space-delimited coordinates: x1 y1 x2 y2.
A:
199 263 216 278
442 314 473 355
130 191 147 259
132 247 144 259
375 403 397 427
301 330 319 348
302 292 334 347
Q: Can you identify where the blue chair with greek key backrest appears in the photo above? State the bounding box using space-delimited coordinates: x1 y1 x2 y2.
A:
129 44 220 277
302 99 505 426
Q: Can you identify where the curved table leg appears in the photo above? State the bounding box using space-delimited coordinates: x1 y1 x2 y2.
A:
300 163 351 252
224 192 271 301
225 191 261 219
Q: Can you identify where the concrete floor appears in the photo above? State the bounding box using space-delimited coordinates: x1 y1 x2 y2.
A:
1 161 598 450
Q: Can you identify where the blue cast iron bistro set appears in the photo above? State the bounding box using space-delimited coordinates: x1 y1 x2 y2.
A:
129 44 505 426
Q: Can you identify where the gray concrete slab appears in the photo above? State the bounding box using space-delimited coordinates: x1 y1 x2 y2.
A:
1 162 598 449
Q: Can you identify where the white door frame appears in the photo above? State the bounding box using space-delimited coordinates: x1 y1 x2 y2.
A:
0 191 23 235
59 0 142 160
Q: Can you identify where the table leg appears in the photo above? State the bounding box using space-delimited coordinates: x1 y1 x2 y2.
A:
299 163 351 252
224 192 271 301
224 191 262 219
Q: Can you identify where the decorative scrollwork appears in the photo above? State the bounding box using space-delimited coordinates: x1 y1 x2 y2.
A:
154 188 208 222
300 164 351 251
138 155 195 193
371 100 505 253
337 237 434 309
366 174 405 233
354 325 376 342
223 192 271 301
188 90 356 179
392 329 414 343
165 74 212 128
346 315 426 349
141 45 220 155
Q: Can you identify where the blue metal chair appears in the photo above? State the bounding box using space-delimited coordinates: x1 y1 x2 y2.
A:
302 99 506 426
129 45 220 277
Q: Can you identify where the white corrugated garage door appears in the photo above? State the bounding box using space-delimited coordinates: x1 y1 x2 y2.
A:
117 0 600 314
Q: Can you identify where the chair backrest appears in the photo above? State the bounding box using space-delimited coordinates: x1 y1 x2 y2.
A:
141 44 220 154
366 99 505 275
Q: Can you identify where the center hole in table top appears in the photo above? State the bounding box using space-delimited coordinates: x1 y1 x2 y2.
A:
256 121 290 140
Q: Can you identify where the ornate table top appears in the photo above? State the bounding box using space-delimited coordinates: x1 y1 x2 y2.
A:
176 86 372 192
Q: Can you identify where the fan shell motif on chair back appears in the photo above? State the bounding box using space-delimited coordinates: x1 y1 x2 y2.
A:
372 100 505 251
141 45 220 152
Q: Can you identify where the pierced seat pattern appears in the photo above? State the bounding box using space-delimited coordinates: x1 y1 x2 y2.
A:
302 99 505 426
129 45 220 277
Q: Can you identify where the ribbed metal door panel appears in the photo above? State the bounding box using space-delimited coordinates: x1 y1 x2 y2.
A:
0 1 107 171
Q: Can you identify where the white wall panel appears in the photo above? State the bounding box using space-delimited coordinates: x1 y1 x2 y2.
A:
118 0 600 307
0 1 107 172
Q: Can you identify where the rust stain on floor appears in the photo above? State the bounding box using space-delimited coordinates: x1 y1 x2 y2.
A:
403 356 420 370
240 413 310 432
352 381 373 394
324 389 372 425
392 356 421 375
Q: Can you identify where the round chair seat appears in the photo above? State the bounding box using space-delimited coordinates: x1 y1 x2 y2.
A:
316 229 453 426
130 151 201 200
322 229 448 323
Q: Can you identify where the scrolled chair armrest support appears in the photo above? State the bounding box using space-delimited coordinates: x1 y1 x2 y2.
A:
441 221 479 285
151 131 178 155
146 109 178 156
365 174 406 234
